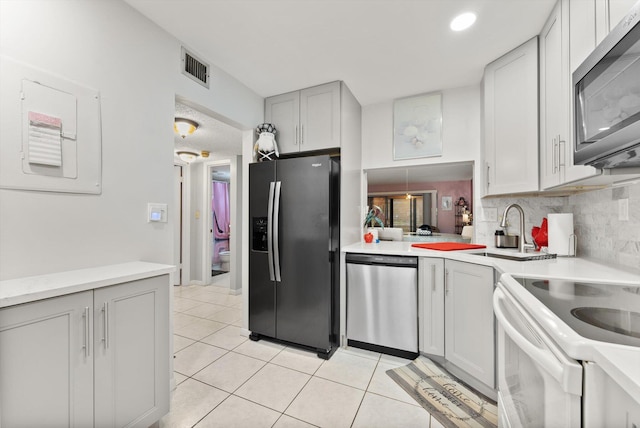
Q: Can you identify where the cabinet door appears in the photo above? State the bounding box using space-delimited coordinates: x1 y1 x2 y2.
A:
608 0 638 32
418 258 444 357
483 37 539 196
570 0 599 74
94 275 170 428
544 0 599 188
0 292 94 427
444 260 495 388
300 82 340 152
265 91 300 154
540 1 567 189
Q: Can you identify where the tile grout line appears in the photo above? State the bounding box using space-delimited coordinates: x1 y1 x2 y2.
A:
347 353 382 428
174 284 411 428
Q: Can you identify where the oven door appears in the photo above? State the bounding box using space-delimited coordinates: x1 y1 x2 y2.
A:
493 284 582 427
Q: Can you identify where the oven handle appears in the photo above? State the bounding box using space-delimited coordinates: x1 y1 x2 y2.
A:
493 288 581 394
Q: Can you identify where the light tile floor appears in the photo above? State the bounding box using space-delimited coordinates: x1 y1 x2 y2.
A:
162 276 444 428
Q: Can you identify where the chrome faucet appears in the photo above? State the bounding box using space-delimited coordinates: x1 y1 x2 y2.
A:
500 203 535 253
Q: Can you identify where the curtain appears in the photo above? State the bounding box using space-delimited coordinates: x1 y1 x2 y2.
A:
212 181 230 265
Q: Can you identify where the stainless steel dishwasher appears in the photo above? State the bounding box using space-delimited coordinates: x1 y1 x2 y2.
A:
346 253 418 359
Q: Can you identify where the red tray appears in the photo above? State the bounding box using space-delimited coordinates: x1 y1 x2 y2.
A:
411 242 487 251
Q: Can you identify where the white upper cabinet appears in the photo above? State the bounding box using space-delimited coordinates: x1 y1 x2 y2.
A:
483 37 539 196
265 81 340 154
571 0 637 72
571 0 601 74
539 0 636 190
540 1 571 189
607 0 639 37
265 91 300 154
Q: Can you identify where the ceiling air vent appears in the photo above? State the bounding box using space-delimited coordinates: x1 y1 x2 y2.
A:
181 47 210 88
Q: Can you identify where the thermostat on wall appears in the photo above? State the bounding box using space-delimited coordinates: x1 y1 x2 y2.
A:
148 203 167 223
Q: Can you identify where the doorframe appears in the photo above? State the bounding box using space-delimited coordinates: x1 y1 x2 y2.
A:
175 158 192 285
201 157 242 293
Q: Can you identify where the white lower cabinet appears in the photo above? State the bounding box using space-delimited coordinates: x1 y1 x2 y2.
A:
0 275 170 428
418 258 445 357
444 260 495 389
0 291 94 427
583 361 640 427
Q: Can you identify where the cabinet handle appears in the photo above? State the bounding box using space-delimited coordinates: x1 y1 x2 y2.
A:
102 302 109 349
301 124 304 145
486 163 490 191
295 126 299 146
431 264 436 292
558 136 565 168
445 269 449 296
552 136 558 173
83 306 90 358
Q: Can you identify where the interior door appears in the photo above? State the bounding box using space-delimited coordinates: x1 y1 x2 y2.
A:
275 155 332 349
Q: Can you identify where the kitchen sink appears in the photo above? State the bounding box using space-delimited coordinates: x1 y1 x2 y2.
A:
471 251 557 262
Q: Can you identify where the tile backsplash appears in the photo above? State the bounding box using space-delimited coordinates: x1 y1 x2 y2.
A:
476 182 640 269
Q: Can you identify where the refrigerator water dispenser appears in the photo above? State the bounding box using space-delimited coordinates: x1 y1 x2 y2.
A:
252 217 268 251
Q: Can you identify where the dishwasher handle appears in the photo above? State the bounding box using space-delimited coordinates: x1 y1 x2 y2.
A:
346 253 417 268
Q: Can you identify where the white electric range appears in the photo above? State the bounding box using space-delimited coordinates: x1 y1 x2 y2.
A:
494 273 640 427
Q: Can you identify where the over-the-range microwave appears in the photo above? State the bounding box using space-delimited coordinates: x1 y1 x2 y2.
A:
573 0 640 169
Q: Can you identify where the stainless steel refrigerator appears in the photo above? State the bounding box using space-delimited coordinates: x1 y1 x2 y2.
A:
249 155 340 359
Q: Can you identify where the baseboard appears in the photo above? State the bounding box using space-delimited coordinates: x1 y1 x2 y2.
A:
239 327 251 337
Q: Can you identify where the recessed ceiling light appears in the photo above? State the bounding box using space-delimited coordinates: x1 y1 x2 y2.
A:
450 12 477 32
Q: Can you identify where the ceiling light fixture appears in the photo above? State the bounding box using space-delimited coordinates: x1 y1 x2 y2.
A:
174 118 199 138
450 12 476 32
405 169 412 200
176 150 200 163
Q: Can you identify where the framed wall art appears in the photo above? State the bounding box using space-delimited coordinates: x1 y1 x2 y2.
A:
442 196 453 211
393 92 442 160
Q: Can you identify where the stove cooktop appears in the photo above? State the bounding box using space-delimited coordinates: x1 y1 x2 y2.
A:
514 277 640 348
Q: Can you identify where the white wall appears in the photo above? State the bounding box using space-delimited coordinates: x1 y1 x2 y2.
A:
361 85 488 240
340 83 364 247
0 0 263 281
361 85 481 170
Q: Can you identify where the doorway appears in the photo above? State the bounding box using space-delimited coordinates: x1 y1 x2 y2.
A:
173 96 244 290
210 163 231 277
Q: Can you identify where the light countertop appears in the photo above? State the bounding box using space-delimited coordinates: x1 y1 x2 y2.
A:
342 241 640 284
342 240 640 401
0 261 175 308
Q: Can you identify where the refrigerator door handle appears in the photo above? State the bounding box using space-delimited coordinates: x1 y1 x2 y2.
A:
267 181 276 281
273 181 282 282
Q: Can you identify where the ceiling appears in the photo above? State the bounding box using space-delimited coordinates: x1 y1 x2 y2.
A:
128 0 556 159
174 101 243 157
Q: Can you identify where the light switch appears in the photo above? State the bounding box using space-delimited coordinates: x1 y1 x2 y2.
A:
148 203 167 223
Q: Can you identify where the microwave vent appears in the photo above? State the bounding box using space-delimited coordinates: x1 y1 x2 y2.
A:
181 47 210 88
